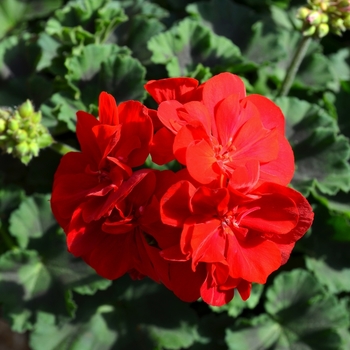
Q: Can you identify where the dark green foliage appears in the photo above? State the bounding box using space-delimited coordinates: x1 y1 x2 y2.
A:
0 0 350 349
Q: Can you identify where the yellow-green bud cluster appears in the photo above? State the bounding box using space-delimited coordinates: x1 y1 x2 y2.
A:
297 0 350 38
0 100 53 165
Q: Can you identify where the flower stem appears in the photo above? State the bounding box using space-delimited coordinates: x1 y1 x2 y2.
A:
277 36 312 97
50 141 78 156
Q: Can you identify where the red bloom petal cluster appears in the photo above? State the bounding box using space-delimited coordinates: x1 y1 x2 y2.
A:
51 73 314 306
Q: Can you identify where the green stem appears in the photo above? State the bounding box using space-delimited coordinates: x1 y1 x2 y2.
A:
277 36 312 97
50 141 78 156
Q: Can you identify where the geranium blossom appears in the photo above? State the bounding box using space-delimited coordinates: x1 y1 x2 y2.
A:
145 73 294 187
160 165 314 305
51 74 314 307
51 92 152 230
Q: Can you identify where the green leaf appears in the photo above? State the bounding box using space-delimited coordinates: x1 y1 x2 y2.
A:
0 0 63 39
296 53 339 92
30 309 117 350
226 270 349 350
9 194 56 249
0 184 25 218
148 18 242 77
45 0 127 45
186 0 258 51
65 43 146 105
276 97 350 195
300 202 350 294
30 277 198 350
1 194 112 332
210 283 264 318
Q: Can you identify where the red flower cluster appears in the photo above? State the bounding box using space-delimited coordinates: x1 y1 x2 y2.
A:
51 73 314 306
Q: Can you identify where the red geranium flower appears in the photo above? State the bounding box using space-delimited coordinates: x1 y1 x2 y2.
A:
159 163 314 306
66 169 179 282
145 73 294 187
51 92 153 229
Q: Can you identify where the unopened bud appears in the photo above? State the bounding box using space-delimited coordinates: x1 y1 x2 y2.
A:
28 142 39 157
344 14 350 28
320 13 329 23
0 119 5 133
318 22 330 37
303 25 317 36
18 100 34 119
298 7 311 19
14 130 27 142
8 119 19 131
307 11 322 25
31 112 41 123
15 142 29 155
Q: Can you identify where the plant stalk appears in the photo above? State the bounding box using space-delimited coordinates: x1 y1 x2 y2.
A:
277 36 312 97
50 142 78 156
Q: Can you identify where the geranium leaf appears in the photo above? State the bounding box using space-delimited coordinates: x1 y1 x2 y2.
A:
186 0 258 51
0 0 63 39
148 18 242 77
45 0 127 45
276 97 350 195
64 43 146 105
226 270 349 349
1 194 112 332
29 309 117 350
9 194 57 249
29 277 198 350
299 202 350 294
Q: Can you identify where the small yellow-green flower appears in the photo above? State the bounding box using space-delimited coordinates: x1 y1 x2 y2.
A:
0 100 53 165
297 0 350 38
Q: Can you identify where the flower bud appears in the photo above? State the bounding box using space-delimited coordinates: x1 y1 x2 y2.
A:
18 100 34 119
344 14 350 28
28 142 39 157
297 7 311 19
0 119 5 133
15 142 29 155
303 25 317 36
8 119 19 131
14 129 27 143
307 11 322 25
318 23 330 37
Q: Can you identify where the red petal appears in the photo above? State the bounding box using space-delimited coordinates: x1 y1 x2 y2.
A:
203 73 246 120
244 94 285 133
189 220 226 267
228 160 260 194
236 280 252 301
98 91 119 125
259 134 294 186
157 100 186 134
114 101 153 167
200 267 234 306
160 180 196 227
173 124 208 165
215 93 246 146
167 260 206 302
254 183 314 244
150 127 175 165
191 186 229 216
227 234 281 283
240 189 299 234
76 111 101 165
144 77 199 104
186 139 221 185
92 124 121 161
183 101 212 135
232 117 279 164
